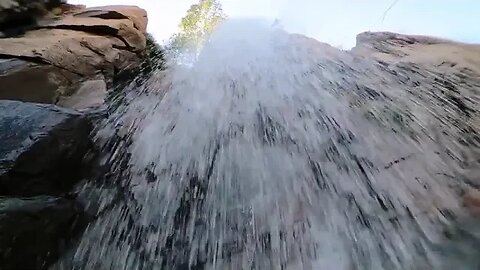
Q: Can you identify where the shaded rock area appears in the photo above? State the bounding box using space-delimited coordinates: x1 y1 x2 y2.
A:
0 3 148 109
0 100 92 196
0 0 66 35
0 196 85 269
0 100 92 268
0 58 82 104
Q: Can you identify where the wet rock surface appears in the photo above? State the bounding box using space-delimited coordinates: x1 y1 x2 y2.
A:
0 195 85 269
0 100 93 269
0 100 92 196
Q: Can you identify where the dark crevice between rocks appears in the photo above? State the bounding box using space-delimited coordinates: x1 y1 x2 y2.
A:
0 53 85 77
112 43 133 51
74 10 129 20
0 18 39 37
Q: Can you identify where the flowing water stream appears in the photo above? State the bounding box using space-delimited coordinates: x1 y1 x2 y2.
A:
58 20 480 269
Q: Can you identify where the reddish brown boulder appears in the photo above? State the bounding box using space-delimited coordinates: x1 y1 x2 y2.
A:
0 5 148 109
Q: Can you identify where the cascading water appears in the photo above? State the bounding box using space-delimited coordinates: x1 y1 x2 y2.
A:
58 19 480 269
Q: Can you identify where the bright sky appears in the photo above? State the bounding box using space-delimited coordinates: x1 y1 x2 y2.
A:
69 0 480 48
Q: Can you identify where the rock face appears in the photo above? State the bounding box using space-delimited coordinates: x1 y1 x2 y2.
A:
0 3 150 269
0 4 148 108
58 77 107 110
0 58 81 104
0 100 92 196
0 100 92 269
0 196 84 269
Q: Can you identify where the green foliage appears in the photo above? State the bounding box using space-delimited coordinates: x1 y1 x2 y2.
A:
169 0 226 56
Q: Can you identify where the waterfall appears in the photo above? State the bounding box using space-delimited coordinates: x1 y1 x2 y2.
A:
59 19 480 270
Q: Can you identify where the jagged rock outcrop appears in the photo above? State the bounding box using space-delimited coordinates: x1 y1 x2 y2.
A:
0 4 148 109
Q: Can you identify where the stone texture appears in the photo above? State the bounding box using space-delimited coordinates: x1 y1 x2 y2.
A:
58 77 107 110
0 4 148 109
0 28 138 77
0 59 82 104
44 15 146 51
0 195 84 269
78 5 149 33
80 5 148 33
0 100 92 196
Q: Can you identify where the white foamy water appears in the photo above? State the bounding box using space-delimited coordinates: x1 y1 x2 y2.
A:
59 19 480 270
